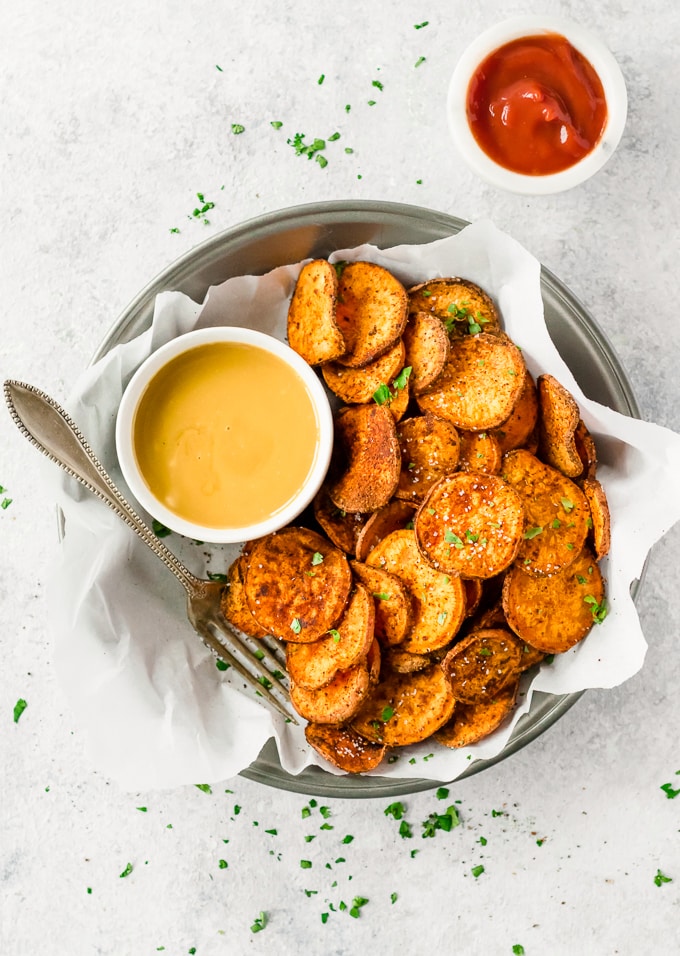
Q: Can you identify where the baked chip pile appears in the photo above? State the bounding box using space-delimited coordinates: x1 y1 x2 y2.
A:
221 260 612 774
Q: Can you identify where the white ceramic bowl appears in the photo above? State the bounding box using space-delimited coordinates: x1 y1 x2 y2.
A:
447 15 628 194
115 326 333 544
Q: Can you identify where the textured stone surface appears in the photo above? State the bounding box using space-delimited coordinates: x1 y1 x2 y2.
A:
2 2 679 953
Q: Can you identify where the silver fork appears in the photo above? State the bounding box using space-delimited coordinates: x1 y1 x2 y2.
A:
4 379 294 724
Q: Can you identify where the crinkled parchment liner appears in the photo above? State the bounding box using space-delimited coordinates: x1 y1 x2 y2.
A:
46 220 680 791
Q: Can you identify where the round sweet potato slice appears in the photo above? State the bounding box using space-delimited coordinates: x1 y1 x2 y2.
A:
366 529 467 654
351 664 456 746
491 372 539 454
402 311 450 394
287 259 346 365
333 261 408 368
313 485 369 555
290 661 370 724
328 404 401 514
304 722 387 773
350 560 413 646
502 547 605 653
220 555 271 638
414 473 525 579
457 429 502 474
574 419 598 479
407 277 500 335
285 582 374 690
355 498 416 562
435 679 518 748
322 339 406 404
537 373 583 478
441 628 523 704
581 477 611 559
501 449 590 575
395 413 461 502
416 333 526 430
243 527 352 642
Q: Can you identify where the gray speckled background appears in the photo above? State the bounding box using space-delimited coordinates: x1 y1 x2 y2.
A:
2 1 679 954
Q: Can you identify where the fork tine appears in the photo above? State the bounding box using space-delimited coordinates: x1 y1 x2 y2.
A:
195 621 296 724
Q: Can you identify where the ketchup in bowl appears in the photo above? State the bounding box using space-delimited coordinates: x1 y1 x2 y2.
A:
466 33 607 176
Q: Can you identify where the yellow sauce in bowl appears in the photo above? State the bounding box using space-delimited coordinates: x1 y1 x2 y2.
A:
132 341 320 529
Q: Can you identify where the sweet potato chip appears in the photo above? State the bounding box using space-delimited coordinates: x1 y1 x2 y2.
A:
414 473 525 579
328 404 401 513
313 485 368 554
304 722 387 773
435 679 518 748
355 498 416 562
407 277 500 335
491 373 539 454
537 373 583 477
350 560 413 646
501 449 589 574
287 259 345 365
244 527 352 642
581 477 611 559
457 429 502 474
285 582 374 689
220 556 271 639
502 546 605 653
366 529 467 653
416 333 526 430
402 311 450 394
441 628 524 703
574 419 598 479
334 261 408 368
351 664 456 746
290 660 370 724
396 413 461 501
322 339 406 404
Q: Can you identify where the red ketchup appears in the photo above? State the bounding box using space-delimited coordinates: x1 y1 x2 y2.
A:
466 33 608 175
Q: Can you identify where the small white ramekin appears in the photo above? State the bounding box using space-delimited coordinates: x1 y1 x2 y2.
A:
115 326 333 544
447 15 628 194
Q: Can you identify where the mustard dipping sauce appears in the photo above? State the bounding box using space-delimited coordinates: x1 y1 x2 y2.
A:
132 342 320 529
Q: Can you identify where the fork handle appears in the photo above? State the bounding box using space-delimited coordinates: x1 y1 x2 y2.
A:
4 380 204 595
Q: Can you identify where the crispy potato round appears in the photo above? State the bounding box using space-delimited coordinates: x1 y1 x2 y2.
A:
396 413 461 502
501 449 590 575
441 628 524 704
574 419 598 479
581 477 611 559
355 498 416 562
287 259 346 365
334 261 409 368
244 527 352 642
220 555 271 638
408 277 500 334
435 679 518 748
285 582 374 690
414 473 525 579
328 404 401 514
290 661 370 724
322 339 406 404
366 529 467 653
304 723 387 773
502 547 605 653
402 311 450 394
350 560 413 646
491 373 539 454
537 374 583 477
313 485 369 554
463 578 484 618
457 429 502 474
351 664 456 746
416 333 526 430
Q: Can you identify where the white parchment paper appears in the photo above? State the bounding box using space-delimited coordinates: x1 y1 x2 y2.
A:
47 220 680 790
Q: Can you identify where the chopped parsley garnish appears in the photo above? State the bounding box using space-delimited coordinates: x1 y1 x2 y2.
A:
512 946 526 955
231 123 245 134
215 659 230 671
421 805 460 837
119 863 133 878
523 526 543 539
381 706 394 722
471 864 485 878
290 618 302 634
414 20 429 28
349 896 369 918
393 366 412 391
328 629 341 642
560 497 575 513
250 912 267 933
384 801 405 819
584 595 608 623
317 74 325 85
13 698 27 723
445 530 464 549
373 591 390 601
414 56 426 68
311 551 324 565
342 835 354 844
391 891 398 904
218 859 228 869
437 611 448 626
207 572 228 582
300 860 312 869
270 120 283 129
660 782 680 799
372 383 392 405
399 821 413 838
195 783 212 794
436 787 450 800
152 520 171 538
654 869 672 887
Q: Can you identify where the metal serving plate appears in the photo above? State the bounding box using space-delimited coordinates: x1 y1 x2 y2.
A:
90 200 641 798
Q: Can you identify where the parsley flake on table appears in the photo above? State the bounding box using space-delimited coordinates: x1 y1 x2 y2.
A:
661 780 680 799
414 21 429 29
421 805 460 837
415 56 426 67
2 496 13 509
471 864 485 878
119 863 133 878
13 698 27 723
250 912 267 933
384 801 405 819
194 783 212 794
270 120 283 129
152 520 171 538
512 946 525 955
654 869 672 887
584 594 608 623
231 123 245 134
